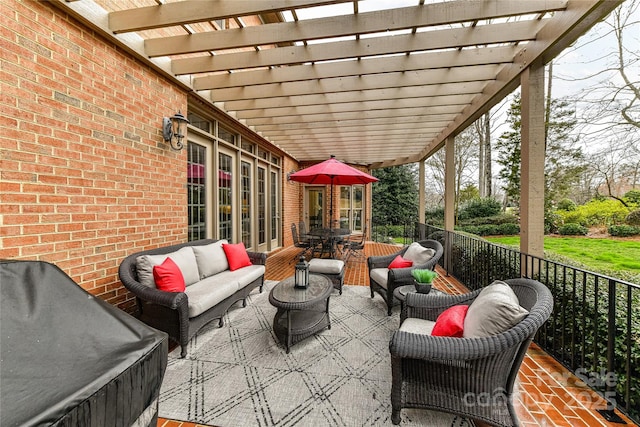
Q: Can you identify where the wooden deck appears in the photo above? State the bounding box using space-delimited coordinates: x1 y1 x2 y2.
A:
159 242 636 427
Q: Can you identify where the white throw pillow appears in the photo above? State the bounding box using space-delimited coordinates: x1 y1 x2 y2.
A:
136 246 200 288
403 242 435 265
463 280 529 338
192 240 229 279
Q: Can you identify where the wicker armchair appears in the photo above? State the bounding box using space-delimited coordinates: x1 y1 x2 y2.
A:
389 278 554 426
367 239 443 315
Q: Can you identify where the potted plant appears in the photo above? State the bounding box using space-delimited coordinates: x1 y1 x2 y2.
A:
411 269 437 294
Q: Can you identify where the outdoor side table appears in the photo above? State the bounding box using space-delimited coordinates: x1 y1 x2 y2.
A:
269 274 333 353
394 284 444 325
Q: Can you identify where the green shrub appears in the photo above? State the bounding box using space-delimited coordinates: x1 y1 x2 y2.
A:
609 225 640 237
624 189 640 204
497 223 520 235
457 197 502 220
558 223 588 235
557 198 577 211
556 199 630 227
412 269 437 283
626 210 640 226
458 214 518 226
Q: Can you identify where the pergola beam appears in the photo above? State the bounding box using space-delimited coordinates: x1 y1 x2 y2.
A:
172 20 543 75
108 0 351 33
145 1 567 57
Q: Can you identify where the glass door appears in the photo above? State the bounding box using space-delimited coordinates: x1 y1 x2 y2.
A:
270 169 280 249
218 150 234 241
305 187 324 230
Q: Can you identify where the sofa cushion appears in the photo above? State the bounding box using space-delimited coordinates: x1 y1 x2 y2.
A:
183 276 239 318
463 280 529 338
403 242 435 265
400 317 436 335
388 255 413 269
136 246 200 288
370 268 389 289
192 240 229 279
152 257 186 293
211 265 266 292
222 242 252 271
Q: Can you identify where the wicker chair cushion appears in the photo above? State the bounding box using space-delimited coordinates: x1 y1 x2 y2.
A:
463 280 529 338
431 305 469 337
192 240 229 278
403 242 435 265
388 255 413 269
399 317 436 335
136 247 200 288
370 268 389 289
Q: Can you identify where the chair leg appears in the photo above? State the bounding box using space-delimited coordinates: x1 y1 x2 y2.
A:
391 409 401 425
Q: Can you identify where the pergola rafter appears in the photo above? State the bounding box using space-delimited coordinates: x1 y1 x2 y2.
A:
53 0 622 167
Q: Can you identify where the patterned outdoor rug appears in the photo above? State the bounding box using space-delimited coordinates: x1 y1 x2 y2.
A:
159 281 473 427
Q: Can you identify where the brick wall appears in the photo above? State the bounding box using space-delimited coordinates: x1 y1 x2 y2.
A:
1 0 188 311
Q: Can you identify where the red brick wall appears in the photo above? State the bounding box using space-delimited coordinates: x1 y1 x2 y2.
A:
1 0 188 311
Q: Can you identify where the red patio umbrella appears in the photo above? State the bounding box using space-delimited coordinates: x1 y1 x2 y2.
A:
288 155 378 226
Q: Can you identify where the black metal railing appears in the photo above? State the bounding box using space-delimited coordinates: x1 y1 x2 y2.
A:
416 222 639 424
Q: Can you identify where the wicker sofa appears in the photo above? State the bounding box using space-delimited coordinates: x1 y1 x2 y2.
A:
119 239 267 358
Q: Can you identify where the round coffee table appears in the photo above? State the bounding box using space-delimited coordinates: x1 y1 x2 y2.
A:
269 274 333 353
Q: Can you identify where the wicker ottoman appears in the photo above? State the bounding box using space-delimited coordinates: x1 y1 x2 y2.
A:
308 258 345 294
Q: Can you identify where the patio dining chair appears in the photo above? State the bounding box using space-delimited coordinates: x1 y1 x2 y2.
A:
291 223 314 262
389 278 553 426
342 227 366 263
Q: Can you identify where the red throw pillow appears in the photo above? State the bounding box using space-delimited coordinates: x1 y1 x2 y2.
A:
388 255 413 269
431 305 469 337
153 257 186 293
222 242 252 271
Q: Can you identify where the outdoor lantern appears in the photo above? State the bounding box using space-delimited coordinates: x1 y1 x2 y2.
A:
294 256 310 289
163 111 190 151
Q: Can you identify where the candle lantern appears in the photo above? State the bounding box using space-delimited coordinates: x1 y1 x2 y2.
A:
294 256 310 289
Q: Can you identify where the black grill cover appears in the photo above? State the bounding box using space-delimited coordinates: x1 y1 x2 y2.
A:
1 260 168 427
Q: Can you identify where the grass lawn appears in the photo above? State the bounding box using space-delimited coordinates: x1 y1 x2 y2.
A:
485 236 640 274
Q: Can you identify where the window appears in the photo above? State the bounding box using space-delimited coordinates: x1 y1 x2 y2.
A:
218 126 236 145
340 185 364 232
257 167 266 245
219 153 233 240
241 161 252 248
187 144 207 241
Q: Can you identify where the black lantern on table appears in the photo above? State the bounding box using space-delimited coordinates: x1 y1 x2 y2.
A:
294 256 310 289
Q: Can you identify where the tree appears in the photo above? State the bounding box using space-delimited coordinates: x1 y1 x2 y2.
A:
495 93 585 207
371 165 419 224
426 127 479 219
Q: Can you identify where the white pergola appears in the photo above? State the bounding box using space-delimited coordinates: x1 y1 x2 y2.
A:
52 0 623 259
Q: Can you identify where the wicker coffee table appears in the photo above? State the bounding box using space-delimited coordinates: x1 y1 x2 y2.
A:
268 274 333 353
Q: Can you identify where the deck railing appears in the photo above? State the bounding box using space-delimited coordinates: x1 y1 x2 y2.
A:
411 222 639 424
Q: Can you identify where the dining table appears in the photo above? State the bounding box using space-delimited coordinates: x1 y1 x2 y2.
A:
309 227 351 259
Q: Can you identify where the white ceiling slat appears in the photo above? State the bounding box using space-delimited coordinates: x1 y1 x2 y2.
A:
209 65 502 101
171 20 543 75
232 94 475 119
109 0 351 33
144 0 567 57
244 105 464 126
193 46 517 90
222 81 488 111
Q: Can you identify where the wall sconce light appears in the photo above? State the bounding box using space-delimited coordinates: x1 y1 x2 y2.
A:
286 170 296 184
163 111 190 151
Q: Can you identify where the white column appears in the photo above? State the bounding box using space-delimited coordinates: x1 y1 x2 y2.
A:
520 64 546 265
443 136 455 272
418 160 425 224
